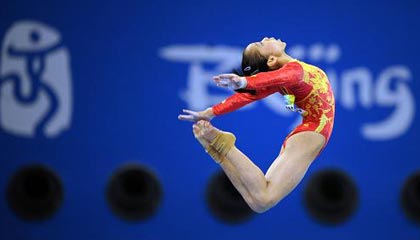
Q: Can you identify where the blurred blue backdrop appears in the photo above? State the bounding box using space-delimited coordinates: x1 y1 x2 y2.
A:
0 0 419 239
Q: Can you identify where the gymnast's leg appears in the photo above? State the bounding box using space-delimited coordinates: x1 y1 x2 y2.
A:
193 120 325 213
193 124 256 203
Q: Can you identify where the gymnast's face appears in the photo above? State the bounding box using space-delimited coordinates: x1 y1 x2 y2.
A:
246 37 286 58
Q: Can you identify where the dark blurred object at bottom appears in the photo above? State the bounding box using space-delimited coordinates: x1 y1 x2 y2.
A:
206 170 255 224
106 164 162 221
7 164 63 221
304 168 359 225
401 171 420 224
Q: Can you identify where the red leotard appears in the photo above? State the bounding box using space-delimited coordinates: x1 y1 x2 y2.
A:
212 60 335 149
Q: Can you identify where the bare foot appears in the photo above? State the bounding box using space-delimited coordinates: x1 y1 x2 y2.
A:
196 120 221 142
192 123 210 149
196 120 236 157
193 122 224 162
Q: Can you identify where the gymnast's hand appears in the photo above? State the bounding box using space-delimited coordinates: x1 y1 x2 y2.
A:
178 108 215 122
213 74 247 90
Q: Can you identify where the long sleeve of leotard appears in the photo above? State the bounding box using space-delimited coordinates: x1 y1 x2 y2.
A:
244 61 304 90
212 87 277 116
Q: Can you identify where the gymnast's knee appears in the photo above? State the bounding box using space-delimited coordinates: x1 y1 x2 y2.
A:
247 193 278 213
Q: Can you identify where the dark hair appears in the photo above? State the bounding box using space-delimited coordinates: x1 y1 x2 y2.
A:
240 48 270 76
231 47 270 95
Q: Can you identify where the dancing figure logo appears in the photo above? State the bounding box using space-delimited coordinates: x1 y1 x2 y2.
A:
0 20 72 138
160 44 415 141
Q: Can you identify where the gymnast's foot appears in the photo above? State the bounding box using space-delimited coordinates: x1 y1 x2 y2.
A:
196 120 220 142
196 120 236 158
192 123 211 149
193 122 223 163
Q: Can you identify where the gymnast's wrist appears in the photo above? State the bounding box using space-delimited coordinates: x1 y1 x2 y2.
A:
205 107 215 120
238 77 247 89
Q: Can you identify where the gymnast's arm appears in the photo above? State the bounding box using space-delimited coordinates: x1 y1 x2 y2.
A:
211 89 276 116
245 62 303 90
214 62 303 91
178 88 277 122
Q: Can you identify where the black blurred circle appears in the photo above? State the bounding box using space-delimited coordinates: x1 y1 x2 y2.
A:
206 171 255 224
401 171 420 224
304 168 358 225
106 164 162 221
6 165 63 221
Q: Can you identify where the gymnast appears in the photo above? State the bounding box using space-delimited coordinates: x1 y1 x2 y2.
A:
178 37 335 213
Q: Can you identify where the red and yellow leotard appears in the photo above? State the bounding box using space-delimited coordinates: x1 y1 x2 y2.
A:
212 59 335 148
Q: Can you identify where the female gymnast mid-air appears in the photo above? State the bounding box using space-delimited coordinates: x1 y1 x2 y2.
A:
178 37 335 213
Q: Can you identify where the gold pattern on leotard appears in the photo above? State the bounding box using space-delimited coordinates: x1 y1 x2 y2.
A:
315 109 333 133
301 62 329 95
295 61 335 134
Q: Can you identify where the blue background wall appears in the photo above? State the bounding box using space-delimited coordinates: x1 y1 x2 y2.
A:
0 0 419 239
